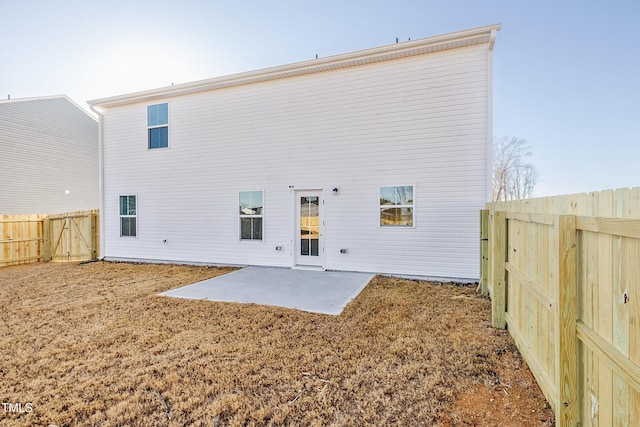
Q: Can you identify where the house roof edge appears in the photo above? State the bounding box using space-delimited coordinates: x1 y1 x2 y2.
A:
88 23 501 109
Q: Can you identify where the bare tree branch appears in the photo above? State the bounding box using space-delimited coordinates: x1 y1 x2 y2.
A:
492 136 539 201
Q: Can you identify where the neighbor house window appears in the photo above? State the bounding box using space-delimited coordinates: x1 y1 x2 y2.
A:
239 191 263 240
379 186 414 226
119 195 137 237
147 103 168 149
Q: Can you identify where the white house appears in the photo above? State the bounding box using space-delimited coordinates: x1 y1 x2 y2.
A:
88 24 500 280
0 95 99 214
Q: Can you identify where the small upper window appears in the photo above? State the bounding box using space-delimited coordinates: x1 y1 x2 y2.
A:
147 103 168 149
239 191 263 240
379 186 414 226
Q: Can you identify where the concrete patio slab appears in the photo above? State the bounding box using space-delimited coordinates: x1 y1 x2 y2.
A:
159 266 375 315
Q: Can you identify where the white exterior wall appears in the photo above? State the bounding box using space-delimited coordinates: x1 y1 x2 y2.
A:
100 41 493 280
0 96 99 214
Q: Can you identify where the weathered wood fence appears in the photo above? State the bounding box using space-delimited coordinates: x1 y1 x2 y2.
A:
0 210 99 267
481 188 640 427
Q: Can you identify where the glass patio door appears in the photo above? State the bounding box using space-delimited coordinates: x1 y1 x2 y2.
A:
295 191 323 268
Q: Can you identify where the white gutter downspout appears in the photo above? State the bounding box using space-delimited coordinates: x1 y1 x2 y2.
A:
486 28 499 202
89 104 106 260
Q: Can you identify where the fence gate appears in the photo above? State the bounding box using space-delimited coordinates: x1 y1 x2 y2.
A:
49 211 98 262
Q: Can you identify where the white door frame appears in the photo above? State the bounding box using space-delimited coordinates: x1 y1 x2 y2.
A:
293 190 324 269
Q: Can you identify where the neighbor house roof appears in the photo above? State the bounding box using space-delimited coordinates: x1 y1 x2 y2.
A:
0 94 97 121
88 23 500 110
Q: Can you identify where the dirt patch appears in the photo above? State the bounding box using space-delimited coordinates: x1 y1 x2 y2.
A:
0 262 554 426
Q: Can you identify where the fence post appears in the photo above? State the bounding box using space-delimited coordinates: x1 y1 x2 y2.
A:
42 216 51 262
90 212 98 260
555 215 578 426
479 209 489 295
491 210 507 329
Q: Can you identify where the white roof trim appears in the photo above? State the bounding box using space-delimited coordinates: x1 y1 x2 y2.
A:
0 94 70 104
0 94 98 122
88 23 501 109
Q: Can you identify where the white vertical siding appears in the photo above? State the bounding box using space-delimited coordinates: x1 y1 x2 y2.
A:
101 44 491 279
0 97 99 214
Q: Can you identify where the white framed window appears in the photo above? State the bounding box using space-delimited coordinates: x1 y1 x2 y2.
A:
147 103 168 149
239 191 263 240
119 195 137 237
379 185 414 226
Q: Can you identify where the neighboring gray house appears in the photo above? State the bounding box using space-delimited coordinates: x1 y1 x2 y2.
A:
89 24 499 279
0 95 99 214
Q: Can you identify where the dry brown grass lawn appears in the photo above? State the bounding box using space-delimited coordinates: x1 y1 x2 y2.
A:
0 262 554 426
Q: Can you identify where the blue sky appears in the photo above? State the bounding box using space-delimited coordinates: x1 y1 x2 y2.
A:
1 0 639 197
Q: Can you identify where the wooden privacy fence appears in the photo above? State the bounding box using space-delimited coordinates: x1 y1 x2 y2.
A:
0 210 99 267
481 188 640 427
